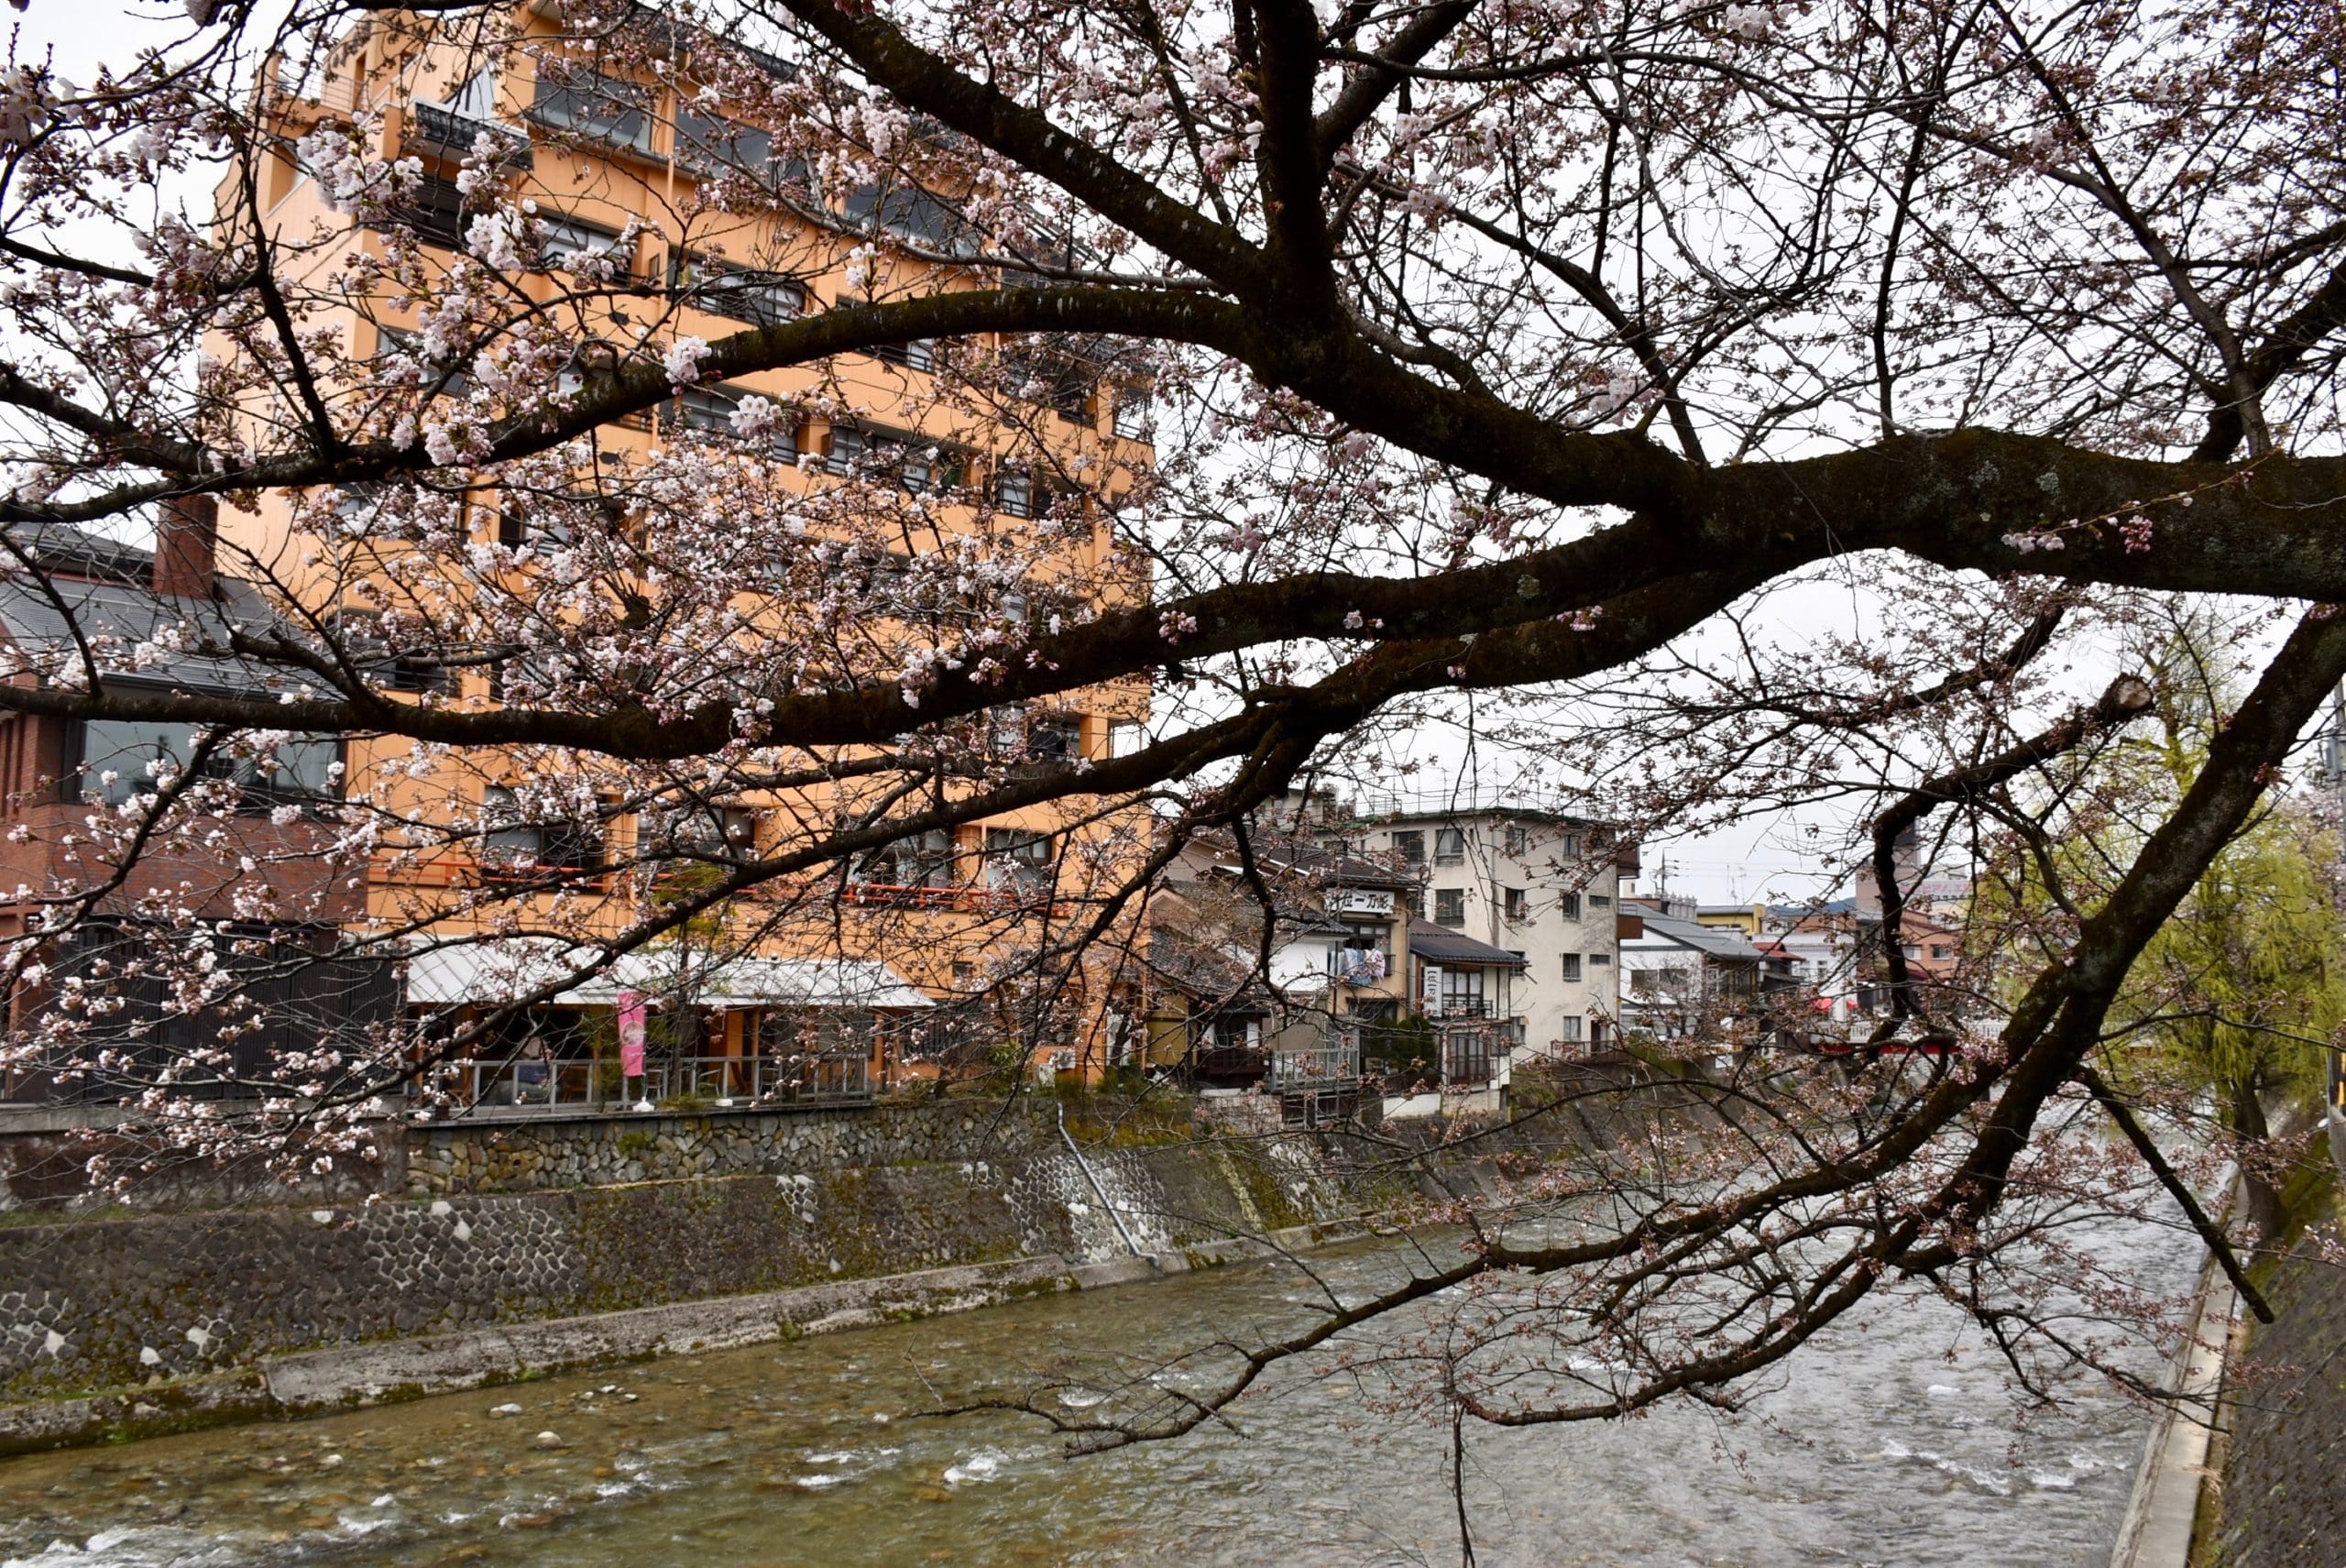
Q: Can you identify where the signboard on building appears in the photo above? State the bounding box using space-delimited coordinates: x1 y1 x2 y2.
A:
1327 888 1396 916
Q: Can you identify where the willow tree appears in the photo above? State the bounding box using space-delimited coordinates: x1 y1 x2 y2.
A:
0 0 2341 1438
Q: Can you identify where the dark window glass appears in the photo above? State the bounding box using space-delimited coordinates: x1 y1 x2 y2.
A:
1433 888 1465 927
983 827 1050 890
538 214 626 272
674 253 805 327
530 66 654 155
844 182 974 253
376 326 473 399
829 425 957 491
372 171 469 249
481 784 604 871
873 337 937 373
73 720 338 810
670 383 798 458
674 106 813 189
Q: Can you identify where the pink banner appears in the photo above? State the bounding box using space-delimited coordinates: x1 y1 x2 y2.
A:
617 990 647 1077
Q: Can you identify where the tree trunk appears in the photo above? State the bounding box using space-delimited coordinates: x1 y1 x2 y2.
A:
2230 1074 2286 1246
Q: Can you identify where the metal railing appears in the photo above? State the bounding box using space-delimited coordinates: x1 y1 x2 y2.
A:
1268 1037 1362 1091
407 103 532 166
444 1051 872 1113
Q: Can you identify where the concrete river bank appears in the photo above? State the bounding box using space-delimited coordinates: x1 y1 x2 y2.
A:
0 1222 2189 1568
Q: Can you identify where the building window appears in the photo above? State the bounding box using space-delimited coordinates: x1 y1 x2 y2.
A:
1503 822 1529 857
481 784 605 872
1433 888 1465 927
829 425 960 492
496 489 577 552
334 606 455 694
1561 953 1582 982
670 382 798 458
1392 829 1425 866
845 181 972 251
1112 387 1150 440
654 798 757 861
1434 827 1466 865
1930 944 1954 960
1590 894 1611 908
672 253 806 327
674 106 807 188
873 333 939 373
375 325 473 399
371 170 469 251
994 467 1032 517
1502 886 1528 922
71 721 339 811
983 827 1051 890
530 64 655 156
1025 710 1084 762
538 213 628 273
1559 1015 1584 1042
854 827 956 889
1589 952 1610 966
1437 967 1485 1015
1559 892 1582 919
1561 832 1582 857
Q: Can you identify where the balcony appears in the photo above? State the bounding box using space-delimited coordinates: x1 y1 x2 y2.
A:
1432 998 1494 1020
841 880 1067 917
406 103 532 169
1268 1036 1361 1091
444 1049 872 1115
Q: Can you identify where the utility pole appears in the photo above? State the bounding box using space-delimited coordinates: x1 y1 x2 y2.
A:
2327 683 2346 1172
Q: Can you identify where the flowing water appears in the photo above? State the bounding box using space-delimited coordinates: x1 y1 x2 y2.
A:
0 1224 2191 1568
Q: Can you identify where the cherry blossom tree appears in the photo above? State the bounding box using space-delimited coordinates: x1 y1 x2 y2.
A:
0 0 2340 1447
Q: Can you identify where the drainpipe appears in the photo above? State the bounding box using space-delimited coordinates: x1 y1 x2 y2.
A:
1056 1099 1143 1256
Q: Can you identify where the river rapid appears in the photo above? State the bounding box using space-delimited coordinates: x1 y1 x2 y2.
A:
0 1222 2193 1568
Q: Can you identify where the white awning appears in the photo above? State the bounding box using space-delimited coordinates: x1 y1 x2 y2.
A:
400 939 933 1011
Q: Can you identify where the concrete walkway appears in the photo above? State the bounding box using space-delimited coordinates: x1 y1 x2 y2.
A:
2109 1260 2236 1568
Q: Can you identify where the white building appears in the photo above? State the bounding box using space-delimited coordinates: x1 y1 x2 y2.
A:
1617 896 1795 1041
1344 791 1629 1057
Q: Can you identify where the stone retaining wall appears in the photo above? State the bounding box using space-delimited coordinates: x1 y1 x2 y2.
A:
0 1126 1344 1409
399 1100 1053 1197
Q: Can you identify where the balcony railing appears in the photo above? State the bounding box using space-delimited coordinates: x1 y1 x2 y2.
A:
1268 1037 1361 1091
1433 998 1493 1019
407 103 532 168
841 880 1066 916
443 1051 872 1114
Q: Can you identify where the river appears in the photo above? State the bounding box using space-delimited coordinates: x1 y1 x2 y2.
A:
0 1223 2191 1568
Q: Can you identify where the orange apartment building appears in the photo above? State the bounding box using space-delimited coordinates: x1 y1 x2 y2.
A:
205 5 1156 1105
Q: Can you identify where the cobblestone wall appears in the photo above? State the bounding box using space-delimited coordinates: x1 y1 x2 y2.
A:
2208 1219 2346 1566
0 1128 1350 1402
399 1101 1052 1196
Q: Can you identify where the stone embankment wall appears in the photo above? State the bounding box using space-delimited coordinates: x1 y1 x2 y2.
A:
400 1102 1055 1197
0 1100 1358 1412
2205 1216 2346 1565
